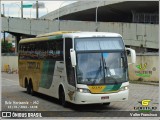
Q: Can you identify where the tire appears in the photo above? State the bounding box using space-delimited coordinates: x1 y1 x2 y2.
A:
30 85 35 96
27 84 31 94
27 82 34 96
59 89 67 107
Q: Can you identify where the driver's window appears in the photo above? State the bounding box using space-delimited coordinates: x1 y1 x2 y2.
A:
65 38 76 87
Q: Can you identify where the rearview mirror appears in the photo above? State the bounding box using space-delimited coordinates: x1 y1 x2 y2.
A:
125 48 136 65
70 49 76 67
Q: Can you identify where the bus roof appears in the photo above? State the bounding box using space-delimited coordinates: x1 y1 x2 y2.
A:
36 31 77 37
63 32 122 38
19 31 122 44
19 31 75 44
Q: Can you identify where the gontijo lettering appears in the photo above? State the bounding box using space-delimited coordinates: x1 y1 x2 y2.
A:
27 62 40 69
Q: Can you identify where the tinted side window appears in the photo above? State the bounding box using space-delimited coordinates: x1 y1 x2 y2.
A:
47 40 63 60
19 43 30 59
19 39 63 60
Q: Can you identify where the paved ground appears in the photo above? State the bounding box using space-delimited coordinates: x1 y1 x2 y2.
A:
1 72 159 116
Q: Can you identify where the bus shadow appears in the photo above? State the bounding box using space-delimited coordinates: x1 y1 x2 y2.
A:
22 91 121 111
69 104 121 111
22 91 60 105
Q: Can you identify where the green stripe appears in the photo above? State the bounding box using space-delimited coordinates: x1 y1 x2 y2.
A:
40 60 55 89
102 84 121 92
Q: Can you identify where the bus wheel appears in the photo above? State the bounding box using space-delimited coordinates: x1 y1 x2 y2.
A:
59 89 67 107
29 82 35 96
27 81 34 95
27 84 31 94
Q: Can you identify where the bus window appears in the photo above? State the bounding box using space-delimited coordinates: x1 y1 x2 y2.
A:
47 41 55 59
22 44 28 59
34 42 41 59
55 40 63 60
35 41 48 59
65 38 75 86
29 43 36 59
19 45 22 59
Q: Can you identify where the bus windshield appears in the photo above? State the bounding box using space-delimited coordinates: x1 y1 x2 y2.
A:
76 52 128 85
75 37 128 85
75 37 124 51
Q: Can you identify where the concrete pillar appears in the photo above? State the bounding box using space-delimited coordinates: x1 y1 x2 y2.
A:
21 1 23 18
3 31 6 43
2 32 6 54
15 35 21 53
36 1 39 19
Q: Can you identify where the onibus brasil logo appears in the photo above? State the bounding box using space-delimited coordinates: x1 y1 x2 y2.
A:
134 99 157 112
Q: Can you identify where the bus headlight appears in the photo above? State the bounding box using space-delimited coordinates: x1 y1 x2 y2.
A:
77 88 91 93
120 86 128 91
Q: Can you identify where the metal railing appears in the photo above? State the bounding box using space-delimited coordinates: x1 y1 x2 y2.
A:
132 13 158 24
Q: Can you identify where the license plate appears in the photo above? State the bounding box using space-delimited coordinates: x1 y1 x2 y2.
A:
101 96 109 100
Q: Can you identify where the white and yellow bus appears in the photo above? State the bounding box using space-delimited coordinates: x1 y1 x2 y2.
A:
18 31 136 106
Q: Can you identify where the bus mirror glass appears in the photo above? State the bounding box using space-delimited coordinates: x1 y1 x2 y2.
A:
125 48 136 65
70 49 76 67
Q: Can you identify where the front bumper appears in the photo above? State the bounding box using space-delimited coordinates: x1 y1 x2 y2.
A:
73 90 128 104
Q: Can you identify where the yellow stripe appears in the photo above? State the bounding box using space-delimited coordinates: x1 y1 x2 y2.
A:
88 85 120 94
37 31 77 37
19 31 78 44
19 37 49 44
88 86 106 93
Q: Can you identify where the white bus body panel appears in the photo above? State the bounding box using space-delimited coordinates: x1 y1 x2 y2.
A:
68 82 129 104
74 90 128 104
